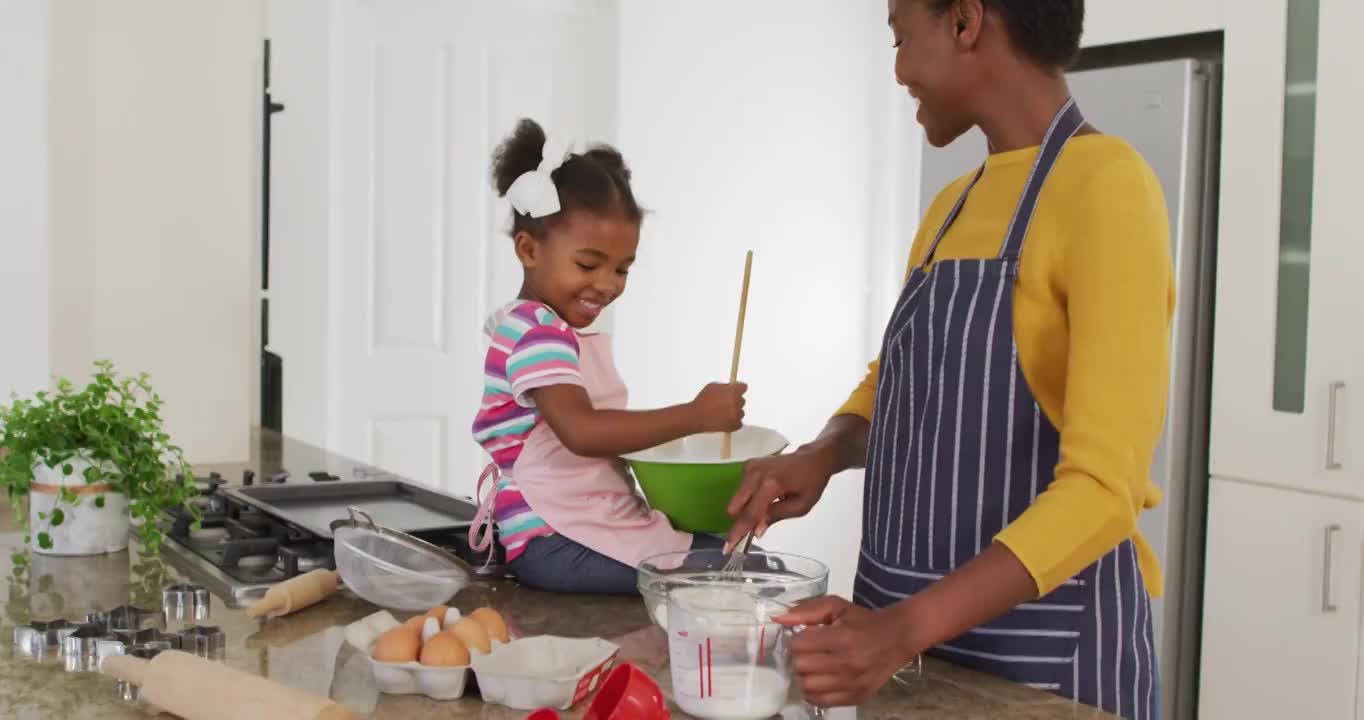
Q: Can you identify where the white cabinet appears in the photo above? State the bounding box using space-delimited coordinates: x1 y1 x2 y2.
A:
1199 477 1362 720
1209 0 1364 497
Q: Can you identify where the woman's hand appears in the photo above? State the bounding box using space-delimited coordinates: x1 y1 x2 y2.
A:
688 382 748 433
775 596 917 708
723 414 869 550
724 447 837 550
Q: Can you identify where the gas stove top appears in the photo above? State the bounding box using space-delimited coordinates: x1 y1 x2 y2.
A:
157 467 504 608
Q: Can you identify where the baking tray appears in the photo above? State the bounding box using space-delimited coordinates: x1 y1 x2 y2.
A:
223 481 479 539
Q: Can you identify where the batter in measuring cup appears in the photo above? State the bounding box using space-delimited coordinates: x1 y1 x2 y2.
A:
668 586 792 719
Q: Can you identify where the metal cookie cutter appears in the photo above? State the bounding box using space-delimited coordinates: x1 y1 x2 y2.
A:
87 605 164 633
162 583 211 623
177 625 226 660
62 624 123 672
120 627 181 653
117 646 165 703
13 619 79 659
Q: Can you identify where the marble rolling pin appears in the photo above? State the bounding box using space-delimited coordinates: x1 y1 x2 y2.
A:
247 569 340 619
103 650 356 720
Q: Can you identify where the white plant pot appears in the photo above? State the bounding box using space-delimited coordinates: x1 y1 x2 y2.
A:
28 457 131 556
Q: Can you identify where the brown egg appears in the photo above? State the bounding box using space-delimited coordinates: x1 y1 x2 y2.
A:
446 618 491 655
470 607 510 644
403 616 426 633
419 632 470 667
424 605 450 628
371 626 420 663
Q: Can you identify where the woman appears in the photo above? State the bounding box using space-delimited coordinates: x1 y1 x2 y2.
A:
724 1 1171 718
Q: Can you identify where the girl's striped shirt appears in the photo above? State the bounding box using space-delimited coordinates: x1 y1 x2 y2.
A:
471 300 581 560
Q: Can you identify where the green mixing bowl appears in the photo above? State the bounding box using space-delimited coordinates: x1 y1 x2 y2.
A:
623 425 789 534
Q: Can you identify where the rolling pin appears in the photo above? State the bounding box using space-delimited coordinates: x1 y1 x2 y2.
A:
103 650 355 720
247 569 340 619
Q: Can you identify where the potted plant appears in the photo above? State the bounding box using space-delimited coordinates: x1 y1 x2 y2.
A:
0 360 199 561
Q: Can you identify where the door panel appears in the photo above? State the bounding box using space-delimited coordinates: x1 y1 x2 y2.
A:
1200 477 1362 720
333 0 617 495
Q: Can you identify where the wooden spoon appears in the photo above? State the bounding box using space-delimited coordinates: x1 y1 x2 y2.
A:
722 251 754 460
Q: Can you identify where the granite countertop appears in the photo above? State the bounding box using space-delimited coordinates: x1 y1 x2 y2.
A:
0 431 1116 719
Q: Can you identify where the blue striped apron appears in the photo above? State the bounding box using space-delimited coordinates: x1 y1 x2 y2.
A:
853 99 1158 720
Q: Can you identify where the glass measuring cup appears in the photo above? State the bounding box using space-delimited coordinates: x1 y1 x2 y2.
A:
666 584 794 720
639 549 830 631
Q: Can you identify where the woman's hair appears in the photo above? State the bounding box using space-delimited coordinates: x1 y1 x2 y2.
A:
925 0 1085 69
491 118 644 238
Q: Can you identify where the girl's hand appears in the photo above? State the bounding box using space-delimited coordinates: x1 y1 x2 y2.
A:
689 382 748 433
775 596 917 708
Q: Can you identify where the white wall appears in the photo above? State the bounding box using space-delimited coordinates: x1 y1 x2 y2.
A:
266 0 336 451
47 0 264 463
1086 0 1224 47
46 0 94 388
0 0 49 401
615 1 897 596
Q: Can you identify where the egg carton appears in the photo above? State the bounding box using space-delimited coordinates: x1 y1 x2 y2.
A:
344 610 617 707
471 636 619 711
344 609 507 701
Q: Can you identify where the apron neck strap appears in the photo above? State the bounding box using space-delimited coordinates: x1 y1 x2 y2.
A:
920 97 1087 267
996 97 1085 261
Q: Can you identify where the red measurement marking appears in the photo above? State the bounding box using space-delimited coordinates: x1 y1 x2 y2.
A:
698 644 705 696
759 626 766 663
707 638 713 697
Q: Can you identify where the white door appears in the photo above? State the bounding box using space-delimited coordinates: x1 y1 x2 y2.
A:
332 0 617 495
1321 0 1364 708
1199 477 1362 720
1209 0 1364 497
1314 0 1364 502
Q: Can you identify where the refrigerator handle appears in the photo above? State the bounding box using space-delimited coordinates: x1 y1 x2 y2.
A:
1326 381 1345 470
1322 523 1341 613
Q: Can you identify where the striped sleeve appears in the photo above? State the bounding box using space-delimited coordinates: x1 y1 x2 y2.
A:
503 305 582 407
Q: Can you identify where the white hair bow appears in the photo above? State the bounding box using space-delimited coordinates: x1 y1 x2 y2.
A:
506 133 576 218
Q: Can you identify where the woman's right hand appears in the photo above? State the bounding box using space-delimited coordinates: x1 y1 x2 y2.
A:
724 446 838 550
689 382 748 433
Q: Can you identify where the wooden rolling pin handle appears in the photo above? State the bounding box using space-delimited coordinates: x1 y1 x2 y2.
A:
247 569 340 619
104 650 356 720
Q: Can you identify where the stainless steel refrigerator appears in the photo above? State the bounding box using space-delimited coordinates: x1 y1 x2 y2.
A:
917 59 1220 720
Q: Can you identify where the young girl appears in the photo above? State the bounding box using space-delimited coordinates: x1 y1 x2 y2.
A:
470 119 746 594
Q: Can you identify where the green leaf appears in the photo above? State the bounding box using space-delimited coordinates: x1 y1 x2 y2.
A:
36 532 52 550
61 463 73 476
37 511 46 521
50 508 64 526
94 495 105 509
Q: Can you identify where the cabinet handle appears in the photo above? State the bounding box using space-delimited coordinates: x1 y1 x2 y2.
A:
1323 524 1341 613
1327 381 1345 470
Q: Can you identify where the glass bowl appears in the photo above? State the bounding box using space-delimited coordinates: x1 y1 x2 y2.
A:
637 548 829 629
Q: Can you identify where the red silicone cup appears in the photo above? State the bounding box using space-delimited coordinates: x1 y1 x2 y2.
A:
584 663 671 720
527 710 561 720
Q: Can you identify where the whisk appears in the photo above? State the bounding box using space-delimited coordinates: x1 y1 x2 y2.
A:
720 530 755 578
